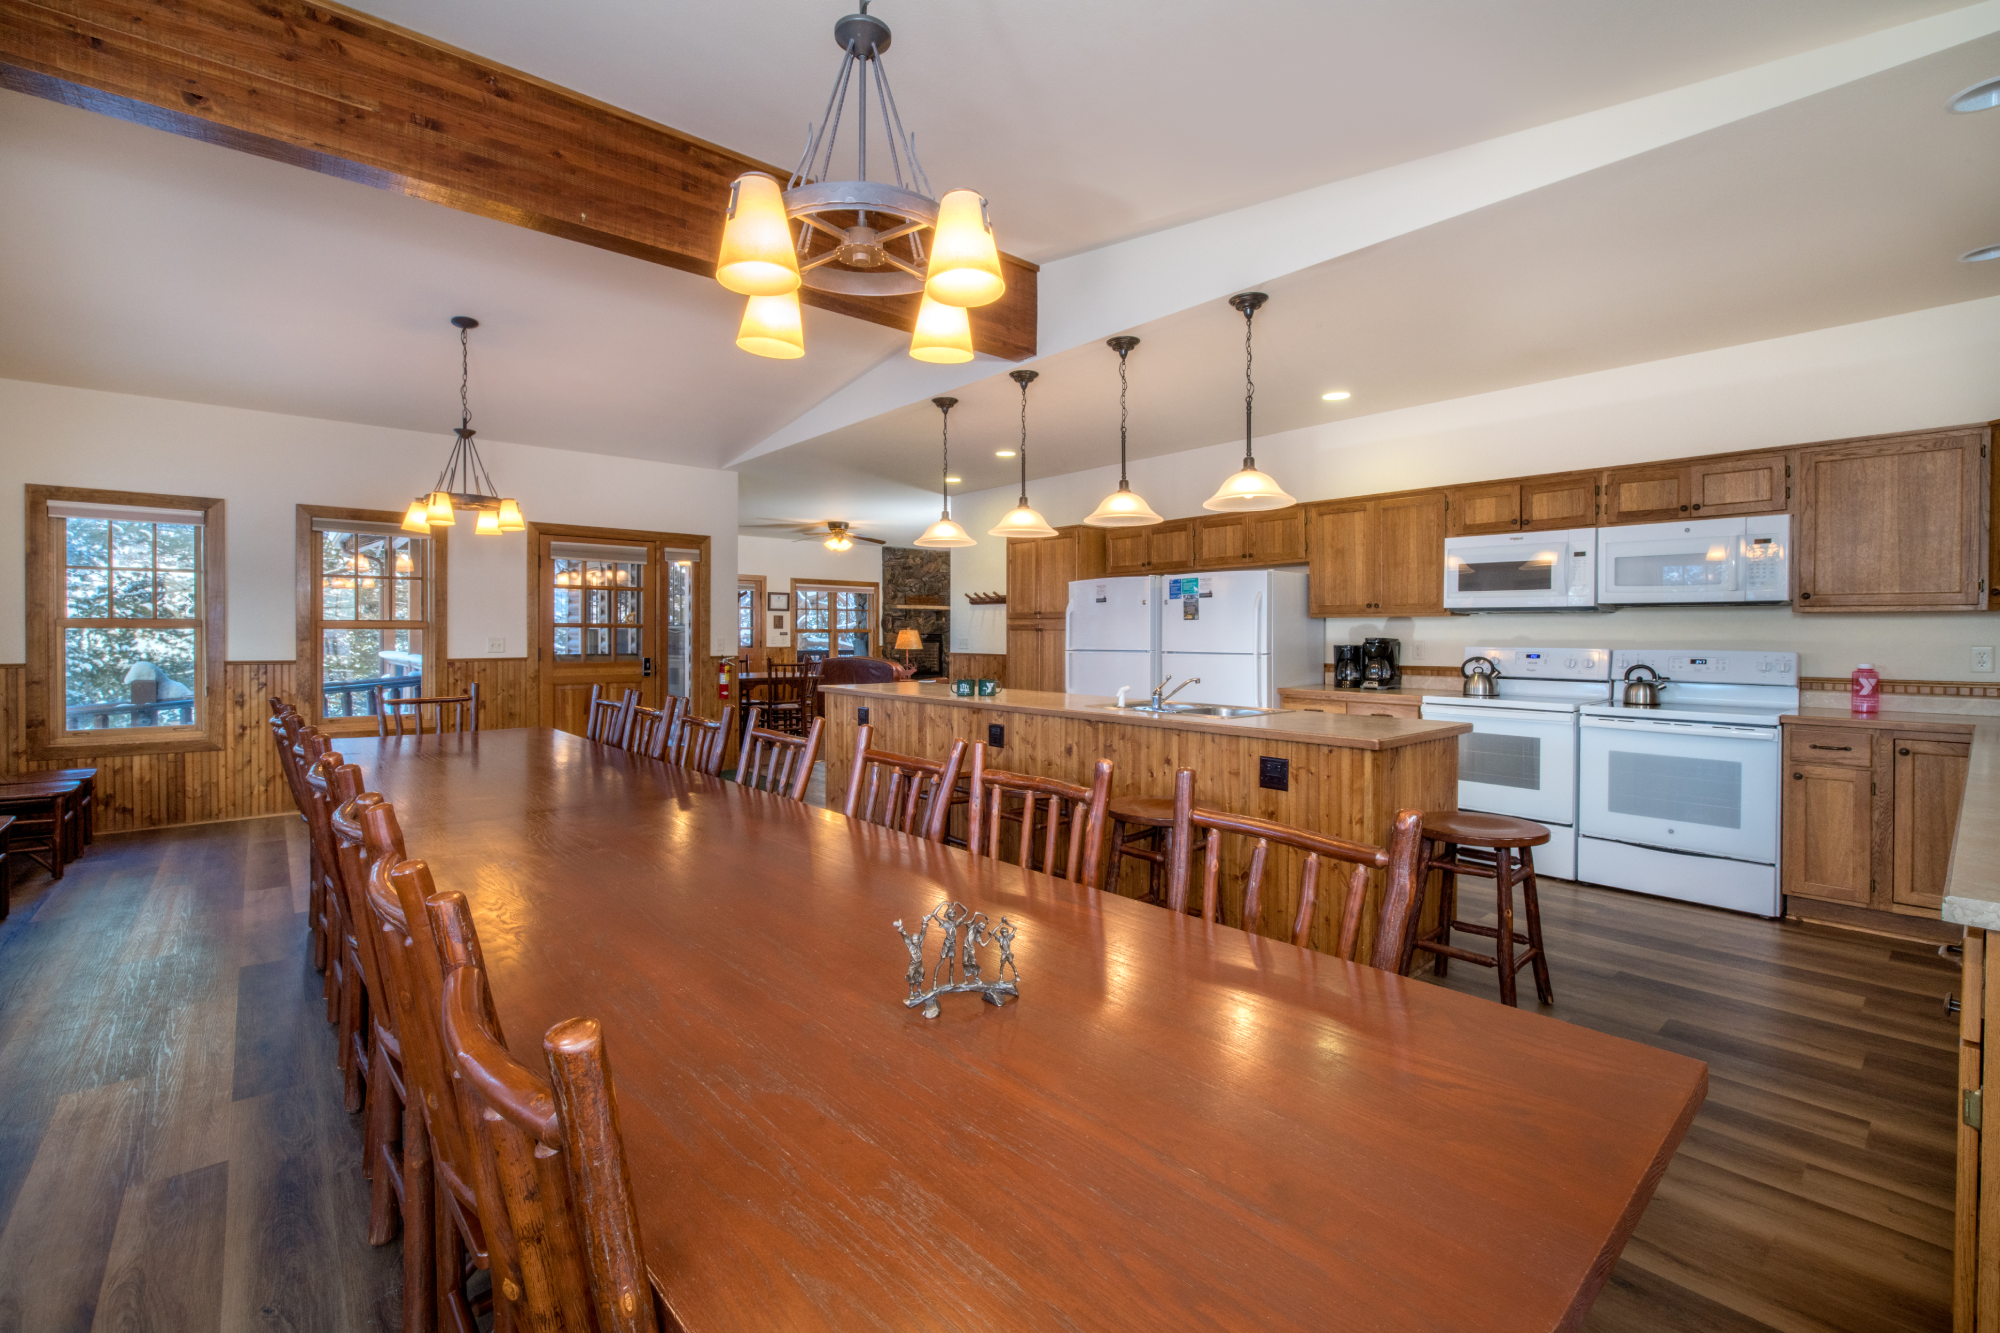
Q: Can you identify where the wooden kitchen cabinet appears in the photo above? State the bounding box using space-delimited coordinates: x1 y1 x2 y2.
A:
1891 736 1971 911
1688 452 1790 517
1602 464 1693 525
1307 493 1446 617
1003 527 1105 691
1003 622 1067 693
1520 472 1600 531
1445 481 1522 536
1193 510 1307 568
1782 760 1874 905
1103 519 1194 575
1795 427 1990 611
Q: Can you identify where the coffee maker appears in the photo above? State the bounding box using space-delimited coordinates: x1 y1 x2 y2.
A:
1332 645 1363 690
1360 637 1401 691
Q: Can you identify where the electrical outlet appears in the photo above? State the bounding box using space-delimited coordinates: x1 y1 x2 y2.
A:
487 636 506 654
1974 646 1995 674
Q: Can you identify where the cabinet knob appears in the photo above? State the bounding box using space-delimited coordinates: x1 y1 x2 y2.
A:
1691 503 1702 511
1899 747 1911 755
1679 505 1688 512
1792 772 1803 780
1800 591 1812 600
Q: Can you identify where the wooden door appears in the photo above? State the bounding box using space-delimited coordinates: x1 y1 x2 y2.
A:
1194 514 1250 567
1245 510 1307 565
1796 429 1989 610
1375 493 1448 616
1036 533 1077 614
1445 482 1521 535
1891 737 1971 910
1781 761 1873 905
540 534 661 737
1521 473 1599 531
1307 500 1375 616
1602 465 1692 525
1006 623 1044 691
1689 452 1789 517
1147 519 1195 572
1103 530 1150 577
1006 539 1040 616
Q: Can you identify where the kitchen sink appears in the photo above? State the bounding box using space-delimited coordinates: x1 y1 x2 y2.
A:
1089 703 1283 718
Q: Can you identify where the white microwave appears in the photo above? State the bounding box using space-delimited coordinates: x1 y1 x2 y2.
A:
1596 515 1790 605
1442 528 1597 611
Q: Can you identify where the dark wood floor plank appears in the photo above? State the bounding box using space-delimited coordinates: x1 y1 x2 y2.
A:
89 1161 229 1333
0 1079 144 1333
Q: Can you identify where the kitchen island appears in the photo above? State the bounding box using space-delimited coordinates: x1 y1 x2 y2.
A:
818 681 1468 965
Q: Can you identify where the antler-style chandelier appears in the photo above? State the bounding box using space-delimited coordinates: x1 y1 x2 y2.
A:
715 2 1004 362
402 317 524 536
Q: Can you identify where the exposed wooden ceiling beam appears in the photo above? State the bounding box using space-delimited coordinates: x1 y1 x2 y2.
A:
0 0 1038 360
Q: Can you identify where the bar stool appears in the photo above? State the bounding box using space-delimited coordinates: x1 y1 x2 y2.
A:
1106 795 1205 907
1408 811 1553 1008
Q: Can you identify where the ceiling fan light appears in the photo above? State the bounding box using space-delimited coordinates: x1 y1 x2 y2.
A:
824 533 853 551
426 490 456 526
401 499 432 534
474 508 501 536
737 292 806 359
989 504 1059 539
495 498 525 531
909 293 975 363
914 515 977 548
1203 467 1297 512
715 173 802 296
924 189 1005 308
1085 484 1164 527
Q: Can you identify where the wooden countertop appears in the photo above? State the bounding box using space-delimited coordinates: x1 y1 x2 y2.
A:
822 681 1470 751
1783 701 1997 929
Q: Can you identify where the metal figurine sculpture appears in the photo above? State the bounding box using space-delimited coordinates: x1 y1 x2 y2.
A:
893 901 1019 1018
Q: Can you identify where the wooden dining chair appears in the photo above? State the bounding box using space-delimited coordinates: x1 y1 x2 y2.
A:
670 704 735 776
627 695 687 761
842 724 967 844
307 751 376 1117
273 707 330 971
378 683 480 737
1165 767 1426 968
293 727 349 1026
965 746 1112 888
736 707 823 801
586 685 639 748
434 892 663 1333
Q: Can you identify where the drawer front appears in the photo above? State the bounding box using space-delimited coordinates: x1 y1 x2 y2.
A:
1348 699 1422 719
1786 726 1870 766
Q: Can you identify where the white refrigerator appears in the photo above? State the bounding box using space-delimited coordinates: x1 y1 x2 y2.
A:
1064 576 1159 697
1158 568 1318 708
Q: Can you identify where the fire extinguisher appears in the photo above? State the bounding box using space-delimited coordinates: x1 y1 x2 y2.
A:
718 658 731 701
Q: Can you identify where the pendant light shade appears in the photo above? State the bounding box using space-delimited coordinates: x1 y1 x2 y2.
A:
1086 335 1164 527
909 293 974 363
474 508 501 536
925 189 1006 308
737 292 805 359
407 318 525 535
401 499 432 534
426 490 456 526
990 369 1057 538
914 396 978 548
495 498 525 532
715 173 802 297
1204 292 1297 513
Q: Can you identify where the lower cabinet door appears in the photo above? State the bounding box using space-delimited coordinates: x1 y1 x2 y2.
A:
1781 760 1873 905
1006 624 1043 692
1892 738 1971 910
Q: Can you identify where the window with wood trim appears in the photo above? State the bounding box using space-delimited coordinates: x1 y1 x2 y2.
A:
793 580 875 658
297 506 446 730
737 576 766 654
26 486 227 758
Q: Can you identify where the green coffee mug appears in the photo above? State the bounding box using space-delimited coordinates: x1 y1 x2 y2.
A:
951 678 975 697
977 678 1001 697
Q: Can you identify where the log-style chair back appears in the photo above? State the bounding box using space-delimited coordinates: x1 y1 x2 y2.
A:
434 893 661 1333
585 685 638 748
270 707 329 970
735 707 823 801
377 683 480 737
842 724 967 844
627 695 687 761
670 704 735 776
966 746 1112 888
1165 768 1426 967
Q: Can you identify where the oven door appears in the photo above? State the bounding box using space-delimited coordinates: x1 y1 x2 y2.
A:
1596 518 1744 605
1578 716 1779 862
1422 704 1577 826
1443 531 1595 610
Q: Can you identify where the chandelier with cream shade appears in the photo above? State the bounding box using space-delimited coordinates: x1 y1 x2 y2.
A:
401 317 525 537
914 396 976 548
1085 335 1164 527
1202 292 1297 513
989 369 1058 539
712 3 1004 362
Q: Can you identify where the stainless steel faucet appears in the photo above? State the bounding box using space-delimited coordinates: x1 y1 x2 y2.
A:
1150 675 1200 709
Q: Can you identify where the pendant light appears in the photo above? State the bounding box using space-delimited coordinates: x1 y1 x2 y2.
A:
924 189 1006 308
914 396 977 548
1085 336 1164 527
403 317 525 535
736 291 806 359
989 369 1058 538
715 172 802 296
1202 292 1296 512
909 292 974 363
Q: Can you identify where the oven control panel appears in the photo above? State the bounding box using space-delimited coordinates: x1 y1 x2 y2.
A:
1463 647 1610 681
1609 649 1797 684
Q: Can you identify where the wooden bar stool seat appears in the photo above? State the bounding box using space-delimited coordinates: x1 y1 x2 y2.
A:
1409 810 1553 1009
1107 793 1204 908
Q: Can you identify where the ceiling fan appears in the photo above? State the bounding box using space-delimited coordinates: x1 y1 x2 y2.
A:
791 520 884 552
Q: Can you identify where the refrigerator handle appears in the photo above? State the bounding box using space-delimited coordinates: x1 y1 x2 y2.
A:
1256 591 1270 705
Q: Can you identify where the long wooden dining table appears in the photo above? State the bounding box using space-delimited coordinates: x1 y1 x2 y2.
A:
338 727 1706 1333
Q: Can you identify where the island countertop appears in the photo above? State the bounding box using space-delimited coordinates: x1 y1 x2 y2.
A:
820 681 1470 751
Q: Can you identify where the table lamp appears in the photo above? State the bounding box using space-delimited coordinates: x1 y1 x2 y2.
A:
894 627 922 670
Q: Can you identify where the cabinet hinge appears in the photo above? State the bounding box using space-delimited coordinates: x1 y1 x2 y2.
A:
1786 485 1791 500
1967 1088 1983 1130
1871 782 1876 796
1786 464 1792 477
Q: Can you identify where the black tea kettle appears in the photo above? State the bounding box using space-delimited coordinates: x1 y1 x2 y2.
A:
1621 664 1670 708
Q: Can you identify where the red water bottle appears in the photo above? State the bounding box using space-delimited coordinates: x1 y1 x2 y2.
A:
1850 663 1879 717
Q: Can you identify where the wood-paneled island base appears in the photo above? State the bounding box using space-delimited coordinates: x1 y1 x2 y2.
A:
820 683 1467 965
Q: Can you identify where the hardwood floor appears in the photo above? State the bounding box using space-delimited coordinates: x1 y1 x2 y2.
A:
0 817 1960 1332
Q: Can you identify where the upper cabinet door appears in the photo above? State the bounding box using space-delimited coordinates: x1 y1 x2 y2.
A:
1245 510 1308 565
1445 482 1521 536
1520 473 1599 531
1147 519 1195 572
1194 513 1250 567
1688 452 1790 518
1375 493 1448 616
1035 533 1078 613
1307 500 1374 617
1602 465 1693 525
1796 429 1989 610
1005 538 1040 617
1103 529 1150 577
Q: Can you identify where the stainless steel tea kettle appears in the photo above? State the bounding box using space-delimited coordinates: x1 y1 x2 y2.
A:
1461 656 1501 698
1621 663 1670 708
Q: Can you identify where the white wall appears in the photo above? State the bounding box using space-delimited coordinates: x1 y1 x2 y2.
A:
0 378 741 662
951 297 2000 681
735 534 884 652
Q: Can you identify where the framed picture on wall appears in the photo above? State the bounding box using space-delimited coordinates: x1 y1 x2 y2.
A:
772 614 785 630
768 592 790 611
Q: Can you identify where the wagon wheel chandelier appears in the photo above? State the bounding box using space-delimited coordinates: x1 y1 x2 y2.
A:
401 317 524 536
716 2 1004 363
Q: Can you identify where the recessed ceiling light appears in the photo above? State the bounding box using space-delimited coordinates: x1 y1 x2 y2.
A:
1949 76 2000 113
1321 390 1351 401
945 476 961 483
995 449 1016 457
1960 244 2000 262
